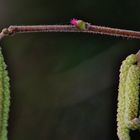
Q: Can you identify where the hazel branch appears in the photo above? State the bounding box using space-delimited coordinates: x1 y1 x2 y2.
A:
0 19 140 40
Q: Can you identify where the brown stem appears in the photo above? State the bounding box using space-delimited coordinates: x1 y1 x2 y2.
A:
0 24 140 40
88 25 140 39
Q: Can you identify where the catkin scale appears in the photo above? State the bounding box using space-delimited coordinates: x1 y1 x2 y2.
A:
0 48 10 140
117 54 140 140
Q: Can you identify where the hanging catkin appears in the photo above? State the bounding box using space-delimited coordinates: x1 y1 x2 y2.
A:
117 54 140 140
0 48 10 140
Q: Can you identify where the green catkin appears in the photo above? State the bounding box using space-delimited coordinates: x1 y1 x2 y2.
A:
117 54 137 140
124 65 140 130
0 48 10 140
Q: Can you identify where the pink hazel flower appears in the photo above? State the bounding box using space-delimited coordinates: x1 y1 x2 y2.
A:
70 18 78 25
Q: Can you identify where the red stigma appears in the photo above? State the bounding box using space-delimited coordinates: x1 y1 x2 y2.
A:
70 18 78 25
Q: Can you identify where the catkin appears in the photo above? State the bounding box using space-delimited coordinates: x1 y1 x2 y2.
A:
117 54 139 140
0 48 10 140
124 65 140 130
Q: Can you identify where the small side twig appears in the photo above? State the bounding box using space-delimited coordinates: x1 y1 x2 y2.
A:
0 19 140 40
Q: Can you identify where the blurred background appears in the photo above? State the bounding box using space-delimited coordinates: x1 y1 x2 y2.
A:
0 0 140 139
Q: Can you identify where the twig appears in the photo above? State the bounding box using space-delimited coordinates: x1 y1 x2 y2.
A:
0 19 140 40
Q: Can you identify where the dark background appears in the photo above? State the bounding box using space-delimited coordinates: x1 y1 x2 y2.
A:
0 0 140 140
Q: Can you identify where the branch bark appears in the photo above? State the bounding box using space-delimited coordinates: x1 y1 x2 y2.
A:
0 23 140 40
